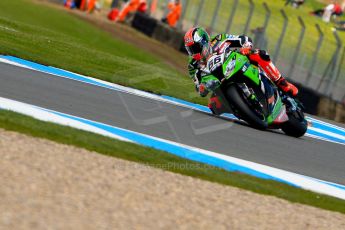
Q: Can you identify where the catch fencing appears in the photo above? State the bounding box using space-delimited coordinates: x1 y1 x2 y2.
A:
149 0 345 103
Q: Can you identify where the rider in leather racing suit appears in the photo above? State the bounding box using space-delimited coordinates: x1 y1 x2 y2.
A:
184 27 298 112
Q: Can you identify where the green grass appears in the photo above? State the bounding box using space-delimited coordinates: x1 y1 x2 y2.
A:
0 0 206 105
1 109 345 214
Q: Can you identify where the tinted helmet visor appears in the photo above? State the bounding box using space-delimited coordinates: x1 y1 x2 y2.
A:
186 43 203 56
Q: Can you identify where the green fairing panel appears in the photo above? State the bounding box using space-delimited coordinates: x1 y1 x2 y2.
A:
243 65 260 85
223 53 260 86
267 99 283 124
223 52 246 79
201 75 218 84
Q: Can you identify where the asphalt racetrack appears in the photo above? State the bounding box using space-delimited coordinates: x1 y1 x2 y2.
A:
0 62 344 185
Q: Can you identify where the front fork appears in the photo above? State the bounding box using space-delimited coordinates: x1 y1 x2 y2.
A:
237 83 265 119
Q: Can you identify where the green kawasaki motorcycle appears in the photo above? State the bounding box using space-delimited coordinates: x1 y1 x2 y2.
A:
203 47 307 137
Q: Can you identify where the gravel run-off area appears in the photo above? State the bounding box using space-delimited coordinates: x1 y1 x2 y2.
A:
1 129 345 229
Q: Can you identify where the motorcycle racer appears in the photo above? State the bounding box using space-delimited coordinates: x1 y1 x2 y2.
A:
184 27 298 100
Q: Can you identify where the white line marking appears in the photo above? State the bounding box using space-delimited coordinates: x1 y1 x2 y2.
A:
0 97 132 143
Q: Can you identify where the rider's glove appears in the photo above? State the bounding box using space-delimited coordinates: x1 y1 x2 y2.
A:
205 79 220 92
240 40 253 55
240 47 252 55
198 84 209 97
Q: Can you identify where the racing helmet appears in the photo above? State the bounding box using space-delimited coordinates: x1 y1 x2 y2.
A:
184 27 211 61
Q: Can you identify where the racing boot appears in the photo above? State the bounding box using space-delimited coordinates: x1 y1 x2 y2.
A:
248 50 298 96
208 94 223 115
275 76 299 97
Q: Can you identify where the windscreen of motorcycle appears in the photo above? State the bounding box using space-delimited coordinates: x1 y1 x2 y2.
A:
224 59 236 77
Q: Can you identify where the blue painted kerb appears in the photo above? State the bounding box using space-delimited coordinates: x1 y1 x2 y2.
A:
47 109 296 186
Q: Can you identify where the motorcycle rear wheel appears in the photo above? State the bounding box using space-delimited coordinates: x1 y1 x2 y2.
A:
281 111 307 138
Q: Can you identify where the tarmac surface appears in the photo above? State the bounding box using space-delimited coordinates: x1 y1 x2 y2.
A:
0 62 344 185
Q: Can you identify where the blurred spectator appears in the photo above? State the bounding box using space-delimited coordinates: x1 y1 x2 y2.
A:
64 0 100 12
108 0 121 21
70 0 94 11
116 0 147 22
80 0 87 10
87 0 97 12
150 0 158 14
285 0 305 9
324 1 343 22
64 0 76 8
137 0 147 13
310 1 343 22
108 7 119 21
73 0 82 8
161 0 182 28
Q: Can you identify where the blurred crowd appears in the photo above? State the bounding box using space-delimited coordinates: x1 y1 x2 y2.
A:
309 0 345 23
285 0 345 31
64 0 182 28
63 0 345 31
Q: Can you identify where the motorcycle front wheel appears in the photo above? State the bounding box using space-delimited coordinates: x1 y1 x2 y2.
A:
225 84 268 130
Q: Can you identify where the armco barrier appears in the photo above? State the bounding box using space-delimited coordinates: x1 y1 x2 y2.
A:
131 12 157 37
152 22 185 51
293 81 345 122
130 13 345 123
293 82 321 115
317 97 345 123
